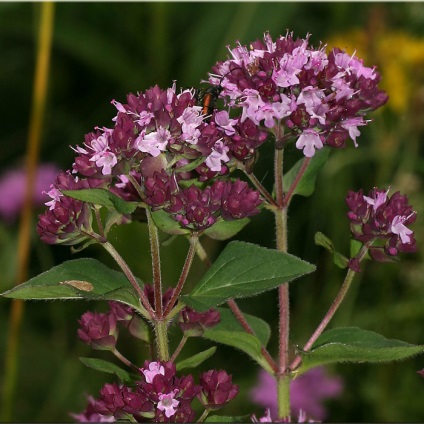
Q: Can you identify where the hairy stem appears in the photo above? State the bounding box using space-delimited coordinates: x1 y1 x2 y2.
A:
170 334 189 362
240 166 278 207
112 348 139 372
227 299 278 373
284 157 311 207
164 234 198 317
146 210 163 318
274 147 291 419
290 245 369 371
102 241 154 319
155 320 170 361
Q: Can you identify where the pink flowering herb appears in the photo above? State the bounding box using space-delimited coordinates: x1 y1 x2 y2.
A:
142 362 165 383
346 187 416 264
157 390 180 418
209 32 388 156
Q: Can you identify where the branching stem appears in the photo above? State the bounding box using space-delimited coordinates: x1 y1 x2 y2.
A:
146 210 163 318
290 244 369 371
164 234 198 317
102 241 154 319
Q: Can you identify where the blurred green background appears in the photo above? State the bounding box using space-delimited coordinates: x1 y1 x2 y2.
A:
1 2 424 421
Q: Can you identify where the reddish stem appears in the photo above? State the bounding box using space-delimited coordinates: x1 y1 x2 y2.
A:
227 299 278 373
163 234 198 317
284 157 311 207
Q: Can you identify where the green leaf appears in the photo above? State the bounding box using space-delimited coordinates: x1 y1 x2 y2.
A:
299 327 424 373
182 241 315 311
205 415 250 423
210 307 271 347
174 156 205 173
283 147 330 198
315 232 348 269
202 329 273 372
203 218 250 241
1 258 142 312
79 357 131 383
176 347 216 371
62 188 139 214
151 209 191 236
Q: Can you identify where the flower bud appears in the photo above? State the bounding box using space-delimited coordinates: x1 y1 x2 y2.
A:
78 311 118 351
178 307 221 336
198 370 239 410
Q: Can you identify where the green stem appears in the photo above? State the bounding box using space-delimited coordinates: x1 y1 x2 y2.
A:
163 234 198 317
1 4 54 421
195 240 212 268
146 210 163 318
102 241 154 319
197 408 210 423
127 173 146 201
277 374 291 419
94 207 105 239
290 245 369 371
155 320 170 361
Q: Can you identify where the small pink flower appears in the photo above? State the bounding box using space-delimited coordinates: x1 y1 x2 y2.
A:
340 117 367 147
135 127 171 157
157 390 179 418
205 140 230 172
364 188 389 211
45 186 63 210
251 408 272 422
391 214 414 244
296 129 323 157
215 110 238 136
142 361 165 383
90 151 118 175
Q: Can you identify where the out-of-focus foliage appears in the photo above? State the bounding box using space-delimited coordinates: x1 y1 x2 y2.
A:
1 2 424 422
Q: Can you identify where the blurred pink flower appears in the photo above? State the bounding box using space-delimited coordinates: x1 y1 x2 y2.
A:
250 367 343 421
0 163 59 222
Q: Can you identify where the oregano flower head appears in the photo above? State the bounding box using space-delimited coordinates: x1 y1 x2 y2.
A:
208 31 388 157
346 187 417 263
37 172 102 245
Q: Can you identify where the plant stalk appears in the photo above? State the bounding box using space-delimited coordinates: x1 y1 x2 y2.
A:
102 241 154 319
163 234 198 317
170 334 189 362
290 245 369 371
227 299 278 373
155 320 170 361
112 348 139 372
146 210 163 318
274 147 291 419
1 3 54 421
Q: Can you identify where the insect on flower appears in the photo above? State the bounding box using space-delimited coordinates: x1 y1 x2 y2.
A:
195 67 243 117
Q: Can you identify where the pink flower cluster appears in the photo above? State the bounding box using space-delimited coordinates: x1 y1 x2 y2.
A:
209 32 388 157
346 187 416 268
37 84 263 243
76 361 238 422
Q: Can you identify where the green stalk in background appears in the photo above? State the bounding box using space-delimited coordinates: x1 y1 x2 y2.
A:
1 3 55 421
